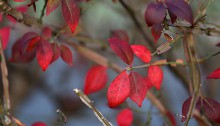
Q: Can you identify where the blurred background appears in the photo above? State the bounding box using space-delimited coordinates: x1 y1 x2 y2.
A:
1 0 220 126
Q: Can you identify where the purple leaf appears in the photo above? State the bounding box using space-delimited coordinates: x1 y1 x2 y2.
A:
165 0 193 25
145 2 166 27
151 23 163 42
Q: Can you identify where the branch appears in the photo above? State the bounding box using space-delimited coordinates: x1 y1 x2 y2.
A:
73 89 113 126
0 0 41 27
0 40 13 126
0 40 10 112
183 33 201 126
39 0 48 23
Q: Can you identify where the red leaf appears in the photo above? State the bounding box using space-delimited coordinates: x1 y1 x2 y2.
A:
36 39 53 71
203 98 220 123
62 0 80 33
165 0 193 25
129 72 150 107
26 36 41 52
46 0 61 16
60 44 73 66
131 45 151 63
147 66 163 90
151 23 163 42
10 32 38 63
42 27 52 40
166 111 176 126
107 71 130 107
216 43 220 47
145 2 166 27
181 96 202 122
108 38 134 65
84 65 108 95
110 30 129 42
207 68 220 79
0 27 10 50
168 9 177 24
117 108 133 126
50 43 61 63
32 122 47 126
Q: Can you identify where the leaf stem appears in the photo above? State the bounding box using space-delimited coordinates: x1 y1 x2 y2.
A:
125 60 186 71
198 51 220 63
39 0 48 23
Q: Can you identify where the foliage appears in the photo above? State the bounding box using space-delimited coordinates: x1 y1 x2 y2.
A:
0 0 220 126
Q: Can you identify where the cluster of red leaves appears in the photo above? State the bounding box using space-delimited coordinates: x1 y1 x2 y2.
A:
145 0 193 42
182 96 220 124
82 35 163 107
14 0 90 33
10 27 73 71
106 37 163 107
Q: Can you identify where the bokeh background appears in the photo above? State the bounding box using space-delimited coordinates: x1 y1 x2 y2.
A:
1 0 220 126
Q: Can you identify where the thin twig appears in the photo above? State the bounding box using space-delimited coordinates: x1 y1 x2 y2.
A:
198 51 220 63
39 0 48 23
183 33 201 126
0 40 10 112
125 60 186 71
73 89 113 126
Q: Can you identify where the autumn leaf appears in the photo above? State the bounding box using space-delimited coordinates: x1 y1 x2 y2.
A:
0 27 10 50
203 98 220 123
147 66 163 90
60 44 73 66
129 72 151 107
25 36 41 52
145 2 166 27
62 0 80 33
166 111 176 126
165 0 193 25
84 65 108 95
168 9 177 24
42 27 52 40
151 23 163 42
36 39 53 71
207 68 220 79
110 30 129 42
131 45 151 63
50 43 61 63
108 38 134 65
107 71 130 107
117 108 133 126
46 0 61 16
181 96 202 122
32 122 47 126
10 32 38 63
